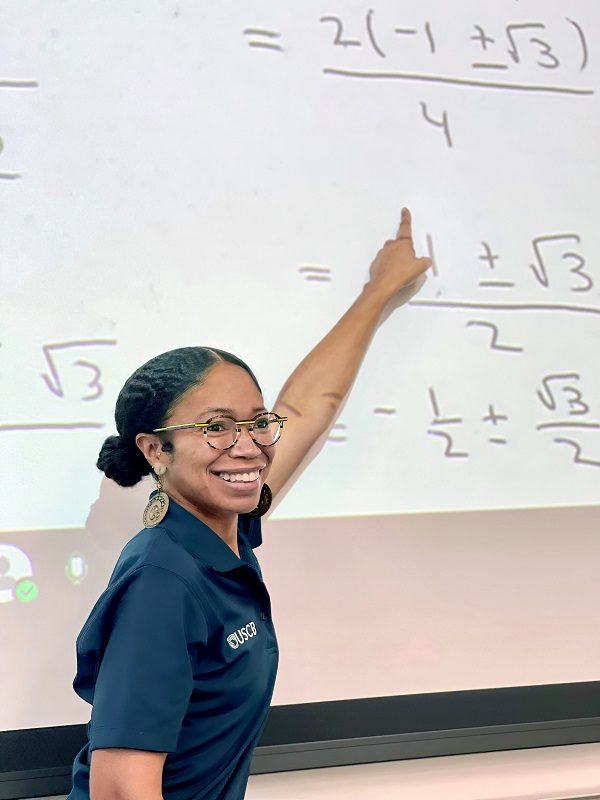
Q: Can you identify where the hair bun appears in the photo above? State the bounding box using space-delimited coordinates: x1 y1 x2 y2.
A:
96 435 151 487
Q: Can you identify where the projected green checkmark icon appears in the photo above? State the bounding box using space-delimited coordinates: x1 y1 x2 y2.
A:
15 579 38 603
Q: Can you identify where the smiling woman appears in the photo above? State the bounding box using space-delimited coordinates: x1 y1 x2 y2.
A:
66 208 431 800
100 349 276 553
141 364 283 540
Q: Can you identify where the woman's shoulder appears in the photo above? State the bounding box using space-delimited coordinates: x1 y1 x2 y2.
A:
109 525 204 593
77 534 210 650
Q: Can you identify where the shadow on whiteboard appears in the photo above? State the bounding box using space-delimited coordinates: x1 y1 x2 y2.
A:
85 476 153 551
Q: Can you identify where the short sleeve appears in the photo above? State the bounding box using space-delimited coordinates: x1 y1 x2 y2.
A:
87 565 207 753
239 514 262 549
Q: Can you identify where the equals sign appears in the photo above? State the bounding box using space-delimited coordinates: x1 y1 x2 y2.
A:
299 266 332 282
243 28 284 52
327 423 347 443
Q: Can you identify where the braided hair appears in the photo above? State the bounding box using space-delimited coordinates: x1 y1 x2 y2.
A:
97 347 261 487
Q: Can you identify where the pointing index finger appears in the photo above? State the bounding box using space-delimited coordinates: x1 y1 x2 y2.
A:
396 206 413 241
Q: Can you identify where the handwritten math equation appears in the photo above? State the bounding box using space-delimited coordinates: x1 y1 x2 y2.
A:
328 374 600 470
316 14 589 75
426 375 600 467
422 230 593 295
301 230 594 293
244 12 593 147
411 230 598 353
0 339 116 434
300 229 598 356
2 339 598 470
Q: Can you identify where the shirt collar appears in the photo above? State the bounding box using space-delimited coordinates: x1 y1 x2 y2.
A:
157 498 248 573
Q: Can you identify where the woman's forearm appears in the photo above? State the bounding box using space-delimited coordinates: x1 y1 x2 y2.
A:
90 749 167 800
274 280 391 429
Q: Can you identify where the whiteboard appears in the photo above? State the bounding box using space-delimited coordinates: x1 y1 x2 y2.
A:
1 0 599 532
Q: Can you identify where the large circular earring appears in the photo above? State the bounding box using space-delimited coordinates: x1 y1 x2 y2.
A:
143 463 170 528
249 484 272 519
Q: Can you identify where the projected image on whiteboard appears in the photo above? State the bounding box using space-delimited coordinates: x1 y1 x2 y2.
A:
1 0 599 735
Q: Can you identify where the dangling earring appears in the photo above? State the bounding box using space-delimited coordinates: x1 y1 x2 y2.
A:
249 483 272 519
143 463 170 528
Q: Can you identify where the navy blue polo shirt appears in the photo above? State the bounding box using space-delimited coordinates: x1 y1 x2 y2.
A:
68 501 278 800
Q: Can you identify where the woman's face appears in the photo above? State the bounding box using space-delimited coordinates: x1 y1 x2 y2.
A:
157 362 274 523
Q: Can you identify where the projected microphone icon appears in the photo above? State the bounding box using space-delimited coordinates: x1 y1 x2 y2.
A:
66 553 87 585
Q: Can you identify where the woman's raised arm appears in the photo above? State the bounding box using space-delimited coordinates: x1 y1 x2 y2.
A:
268 207 431 498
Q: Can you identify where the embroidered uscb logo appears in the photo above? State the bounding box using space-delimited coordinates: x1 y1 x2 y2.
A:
227 621 258 649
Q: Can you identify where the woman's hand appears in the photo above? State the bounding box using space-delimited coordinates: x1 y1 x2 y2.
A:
367 207 432 304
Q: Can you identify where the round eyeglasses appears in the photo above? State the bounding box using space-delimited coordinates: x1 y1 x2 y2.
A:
152 412 287 451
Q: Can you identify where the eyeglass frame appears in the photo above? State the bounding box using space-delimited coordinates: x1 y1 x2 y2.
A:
152 411 288 450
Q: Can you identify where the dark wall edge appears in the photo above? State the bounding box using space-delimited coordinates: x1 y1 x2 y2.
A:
252 718 600 773
2 682 600 799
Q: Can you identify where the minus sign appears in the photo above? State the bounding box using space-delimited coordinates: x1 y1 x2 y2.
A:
479 281 515 288
472 63 509 70
248 42 284 51
489 438 508 444
536 421 600 430
374 407 397 415
243 28 281 37
299 266 331 273
0 172 21 180
0 80 39 89
0 422 105 432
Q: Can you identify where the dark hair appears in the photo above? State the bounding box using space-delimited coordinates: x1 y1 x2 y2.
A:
97 347 261 487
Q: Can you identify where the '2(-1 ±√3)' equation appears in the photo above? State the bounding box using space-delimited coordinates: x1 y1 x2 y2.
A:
0 75 38 181
243 12 593 147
